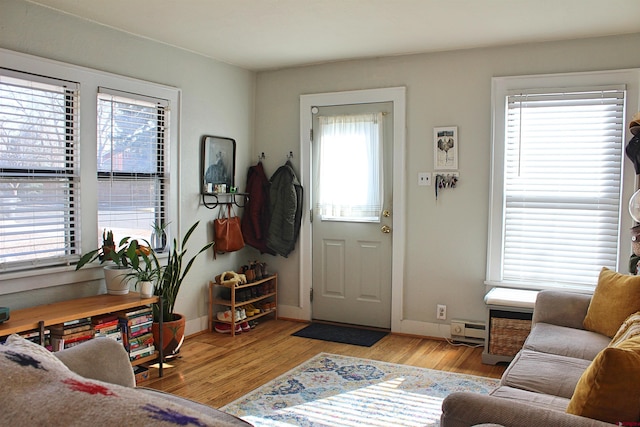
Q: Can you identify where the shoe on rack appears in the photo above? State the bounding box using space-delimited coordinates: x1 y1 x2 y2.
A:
240 321 251 332
217 310 233 322
214 322 232 333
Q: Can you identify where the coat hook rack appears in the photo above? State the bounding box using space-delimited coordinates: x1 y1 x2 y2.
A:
201 192 249 209
287 151 294 159
258 152 266 162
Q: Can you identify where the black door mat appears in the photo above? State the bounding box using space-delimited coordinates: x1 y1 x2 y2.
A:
292 322 389 347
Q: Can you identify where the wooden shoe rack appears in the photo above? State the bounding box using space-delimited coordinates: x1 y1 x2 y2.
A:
208 273 277 336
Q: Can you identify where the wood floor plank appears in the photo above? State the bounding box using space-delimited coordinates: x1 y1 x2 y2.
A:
143 319 506 408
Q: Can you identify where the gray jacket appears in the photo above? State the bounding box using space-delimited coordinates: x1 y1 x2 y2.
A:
267 161 303 257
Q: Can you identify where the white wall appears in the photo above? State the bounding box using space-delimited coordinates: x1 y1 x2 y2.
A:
0 0 255 335
253 33 640 336
2 0 640 338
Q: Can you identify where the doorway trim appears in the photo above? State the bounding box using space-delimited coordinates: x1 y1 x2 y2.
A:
299 87 406 332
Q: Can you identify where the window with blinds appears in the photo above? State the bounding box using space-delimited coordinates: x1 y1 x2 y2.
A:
97 88 168 246
0 70 80 271
500 87 625 287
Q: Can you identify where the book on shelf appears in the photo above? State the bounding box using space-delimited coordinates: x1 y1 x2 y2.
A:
129 344 155 361
50 329 95 341
94 323 119 335
92 314 119 325
62 317 91 327
116 307 153 319
50 332 95 351
121 313 154 326
96 330 122 342
126 332 154 352
49 323 92 336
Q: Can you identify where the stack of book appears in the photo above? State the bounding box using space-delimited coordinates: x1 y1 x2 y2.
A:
117 307 155 361
50 317 95 351
18 328 51 350
92 314 122 343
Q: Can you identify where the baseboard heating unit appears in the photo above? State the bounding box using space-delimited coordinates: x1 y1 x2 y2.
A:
450 319 486 344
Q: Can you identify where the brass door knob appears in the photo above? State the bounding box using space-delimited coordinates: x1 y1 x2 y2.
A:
381 225 391 234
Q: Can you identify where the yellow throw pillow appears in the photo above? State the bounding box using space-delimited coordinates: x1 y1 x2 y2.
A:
583 267 640 338
610 311 640 347
567 335 640 423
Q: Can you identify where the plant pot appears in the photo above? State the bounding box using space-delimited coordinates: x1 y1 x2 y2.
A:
139 280 154 298
152 313 185 359
103 265 132 295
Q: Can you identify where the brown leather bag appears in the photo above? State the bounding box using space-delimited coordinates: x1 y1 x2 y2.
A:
214 204 245 257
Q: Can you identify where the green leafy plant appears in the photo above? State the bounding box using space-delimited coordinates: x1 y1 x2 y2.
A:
122 240 164 286
154 221 214 322
75 229 134 270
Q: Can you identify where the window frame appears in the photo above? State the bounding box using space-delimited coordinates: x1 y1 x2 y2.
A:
0 48 180 295
487 69 640 293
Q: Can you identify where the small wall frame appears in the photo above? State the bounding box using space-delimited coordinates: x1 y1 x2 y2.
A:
434 126 458 170
201 135 236 194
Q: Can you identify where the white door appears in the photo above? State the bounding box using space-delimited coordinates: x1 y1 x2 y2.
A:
311 102 393 329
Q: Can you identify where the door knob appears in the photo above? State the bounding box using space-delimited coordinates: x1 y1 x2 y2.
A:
382 210 391 218
381 225 391 234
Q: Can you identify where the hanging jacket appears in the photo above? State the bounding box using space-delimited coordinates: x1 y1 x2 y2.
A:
267 161 303 257
241 162 275 255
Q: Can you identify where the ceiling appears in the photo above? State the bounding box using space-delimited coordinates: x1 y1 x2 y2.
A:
27 0 640 71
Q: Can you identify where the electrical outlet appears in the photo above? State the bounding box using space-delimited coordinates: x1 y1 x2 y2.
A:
418 172 431 186
437 304 447 320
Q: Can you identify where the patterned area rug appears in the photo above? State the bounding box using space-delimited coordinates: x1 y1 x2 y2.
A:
221 352 499 427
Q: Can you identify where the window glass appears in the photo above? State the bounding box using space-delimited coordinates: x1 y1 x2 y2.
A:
0 70 79 271
97 90 168 246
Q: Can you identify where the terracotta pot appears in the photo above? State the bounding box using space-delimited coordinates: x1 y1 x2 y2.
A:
152 313 185 359
103 265 131 295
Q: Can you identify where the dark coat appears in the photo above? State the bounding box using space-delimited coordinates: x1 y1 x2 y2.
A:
267 161 303 257
241 162 274 254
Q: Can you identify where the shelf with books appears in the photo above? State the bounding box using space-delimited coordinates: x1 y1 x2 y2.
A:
0 292 163 377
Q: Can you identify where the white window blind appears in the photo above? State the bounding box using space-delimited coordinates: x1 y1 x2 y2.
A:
0 69 80 271
97 88 168 245
502 87 625 286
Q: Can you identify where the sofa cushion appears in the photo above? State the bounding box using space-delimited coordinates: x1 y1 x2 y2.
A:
609 311 640 347
501 349 592 399
0 334 248 426
523 323 610 360
583 267 640 338
566 335 640 424
490 385 570 413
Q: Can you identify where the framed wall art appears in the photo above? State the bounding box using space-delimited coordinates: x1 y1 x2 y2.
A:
434 126 458 170
201 135 236 194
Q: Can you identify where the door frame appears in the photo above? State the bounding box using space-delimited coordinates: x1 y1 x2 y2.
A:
299 87 406 332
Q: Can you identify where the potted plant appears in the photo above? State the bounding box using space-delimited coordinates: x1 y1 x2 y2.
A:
152 221 214 358
75 230 136 295
151 221 171 253
122 240 163 298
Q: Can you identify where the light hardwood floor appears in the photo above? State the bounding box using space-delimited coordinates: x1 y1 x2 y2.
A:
143 319 506 408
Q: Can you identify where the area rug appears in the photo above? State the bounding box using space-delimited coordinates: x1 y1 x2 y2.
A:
221 352 499 427
292 323 388 347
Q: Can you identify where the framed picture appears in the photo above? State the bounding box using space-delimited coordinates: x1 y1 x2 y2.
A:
201 135 236 194
434 126 458 170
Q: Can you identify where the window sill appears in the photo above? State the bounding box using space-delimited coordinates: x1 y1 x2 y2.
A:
484 280 594 295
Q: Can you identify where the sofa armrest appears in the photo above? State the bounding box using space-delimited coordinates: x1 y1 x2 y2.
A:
441 392 614 427
531 290 592 330
54 337 136 388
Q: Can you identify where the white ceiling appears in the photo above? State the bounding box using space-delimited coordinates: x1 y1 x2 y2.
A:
27 0 640 71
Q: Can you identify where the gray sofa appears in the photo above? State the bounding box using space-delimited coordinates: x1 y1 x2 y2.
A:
440 290 617 427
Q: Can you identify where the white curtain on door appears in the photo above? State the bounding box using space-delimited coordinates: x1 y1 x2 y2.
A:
315 112 383 222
